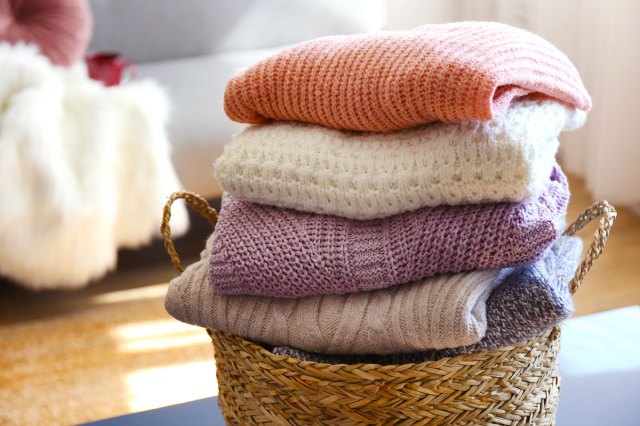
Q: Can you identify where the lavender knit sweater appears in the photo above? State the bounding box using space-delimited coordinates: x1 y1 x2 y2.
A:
271 235 583 364
209 165 569 298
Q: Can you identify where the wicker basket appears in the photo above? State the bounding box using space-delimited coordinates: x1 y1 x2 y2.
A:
161 193 616 425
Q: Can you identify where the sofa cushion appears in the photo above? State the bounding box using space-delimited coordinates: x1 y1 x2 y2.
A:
89 0 385 63
0 0 92 66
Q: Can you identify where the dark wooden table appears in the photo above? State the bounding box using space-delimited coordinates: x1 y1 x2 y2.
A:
83 397 224 426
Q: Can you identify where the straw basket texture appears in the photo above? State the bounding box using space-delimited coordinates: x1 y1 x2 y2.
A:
161 192 616 426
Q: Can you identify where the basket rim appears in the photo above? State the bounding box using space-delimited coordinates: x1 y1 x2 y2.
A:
208 326 559 371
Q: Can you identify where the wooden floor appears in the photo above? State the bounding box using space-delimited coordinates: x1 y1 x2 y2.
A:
0 204 217 425
0 176 638 425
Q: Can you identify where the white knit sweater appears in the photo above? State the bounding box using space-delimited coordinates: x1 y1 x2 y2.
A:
214 99 585 220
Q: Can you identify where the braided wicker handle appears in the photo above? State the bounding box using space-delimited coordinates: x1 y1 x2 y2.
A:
563 200 617 295
161 191 218 273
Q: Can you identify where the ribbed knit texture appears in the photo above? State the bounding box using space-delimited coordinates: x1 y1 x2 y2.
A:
270 236 583 364
209 165 569 298
165 235 502 354
224 22 591 132
215 99 584 219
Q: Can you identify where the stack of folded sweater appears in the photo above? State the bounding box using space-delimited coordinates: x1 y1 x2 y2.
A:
165 22 591 365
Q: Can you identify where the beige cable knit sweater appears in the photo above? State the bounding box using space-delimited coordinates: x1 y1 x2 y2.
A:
165 235 502 354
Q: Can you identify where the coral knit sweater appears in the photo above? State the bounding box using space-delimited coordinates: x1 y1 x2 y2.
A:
224 21 591 132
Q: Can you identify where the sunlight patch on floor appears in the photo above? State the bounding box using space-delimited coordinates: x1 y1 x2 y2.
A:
110 318 217 412
125 360 217 412
91 283 169 305
111 319 196 340
119 330 209 353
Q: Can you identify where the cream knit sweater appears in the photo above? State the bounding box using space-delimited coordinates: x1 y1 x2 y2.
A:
214 99 585 219
165 235 502 354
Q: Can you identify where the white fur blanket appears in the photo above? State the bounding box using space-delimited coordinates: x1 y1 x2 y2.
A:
0 44 188 289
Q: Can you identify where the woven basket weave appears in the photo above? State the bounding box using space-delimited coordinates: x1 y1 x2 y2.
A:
161 193 616 425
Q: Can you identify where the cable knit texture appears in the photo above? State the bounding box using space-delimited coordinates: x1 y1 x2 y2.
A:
215 99 584 219
209 165 569 298
270 236 582 364
224 22 591 132
166 234 502 354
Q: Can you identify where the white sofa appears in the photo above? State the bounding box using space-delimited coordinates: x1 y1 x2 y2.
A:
89 0 385 198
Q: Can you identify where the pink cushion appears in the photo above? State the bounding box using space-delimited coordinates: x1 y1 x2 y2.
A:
0 0 92 66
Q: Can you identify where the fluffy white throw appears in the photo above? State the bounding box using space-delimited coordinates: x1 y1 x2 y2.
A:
215 99 585 219
0 44 188 289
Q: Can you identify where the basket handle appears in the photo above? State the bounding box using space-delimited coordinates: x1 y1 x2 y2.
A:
563 200 616 295
160 192 617 289
161 191 218 273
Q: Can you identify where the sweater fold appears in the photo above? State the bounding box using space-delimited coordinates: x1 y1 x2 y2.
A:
209 165 569 298
166 235 503 354
224 22 591 132
215 99 584 219
270 236 583 364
